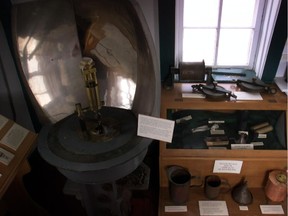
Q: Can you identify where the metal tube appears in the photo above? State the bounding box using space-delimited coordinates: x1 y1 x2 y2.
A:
80 57 101 112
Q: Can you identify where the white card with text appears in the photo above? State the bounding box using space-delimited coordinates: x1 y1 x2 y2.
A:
165 206 187 212
260 205 284 214
137 114 175 143
199 201 229 216
0 147 14 165
0 124 29 151
213 160 243 174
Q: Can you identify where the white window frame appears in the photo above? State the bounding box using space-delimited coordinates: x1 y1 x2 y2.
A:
274 38 287 93
175 0 282 78
254 0 282 78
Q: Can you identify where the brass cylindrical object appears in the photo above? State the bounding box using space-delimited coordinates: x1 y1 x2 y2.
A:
80 57 101 113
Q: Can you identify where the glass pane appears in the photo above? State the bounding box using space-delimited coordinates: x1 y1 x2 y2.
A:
217 29 253 66
183 29 217 65
184 0 220 27
221 0 257 27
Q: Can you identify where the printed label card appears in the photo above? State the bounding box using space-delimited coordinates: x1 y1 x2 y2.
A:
213 160 243 174
0 123 29 151
0 147 14 165
137 114 175 143
260 205 284 214
199 201 229 216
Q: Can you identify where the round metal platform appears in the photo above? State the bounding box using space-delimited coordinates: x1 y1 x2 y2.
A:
38 106 151 184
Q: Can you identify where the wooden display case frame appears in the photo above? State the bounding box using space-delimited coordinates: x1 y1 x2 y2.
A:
159 83 287 216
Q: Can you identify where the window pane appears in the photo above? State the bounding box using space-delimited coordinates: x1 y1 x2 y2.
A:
217 29 253 66
221 0 258 27
183 29 216 64
184 0 220 27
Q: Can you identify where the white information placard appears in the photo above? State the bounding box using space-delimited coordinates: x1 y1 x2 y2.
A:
251 142 264 146
260 205 285 214
0 115 9 130
165 206 187 212
137 114 175 143
234 92 263 100
239 206 249 211
199 201 229 216
0 147 14 165
0 124 29 151
182 93 205 98
231 144 254 150
213 160 243 174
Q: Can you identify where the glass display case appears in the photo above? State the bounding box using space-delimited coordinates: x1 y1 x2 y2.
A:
158 83 287 216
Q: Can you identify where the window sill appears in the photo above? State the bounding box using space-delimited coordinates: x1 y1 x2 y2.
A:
274 77 288 95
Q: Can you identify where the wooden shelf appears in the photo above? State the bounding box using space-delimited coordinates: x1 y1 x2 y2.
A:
160 83 287 156
159 187 287 216
161 83 287 112
159 83 287 214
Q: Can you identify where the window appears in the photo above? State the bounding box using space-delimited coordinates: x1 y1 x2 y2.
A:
175 0 282 76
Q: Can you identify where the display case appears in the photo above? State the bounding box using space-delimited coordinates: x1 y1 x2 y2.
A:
159 83 287 216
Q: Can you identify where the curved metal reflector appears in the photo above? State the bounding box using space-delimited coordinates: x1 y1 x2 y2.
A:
13 0 158 124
